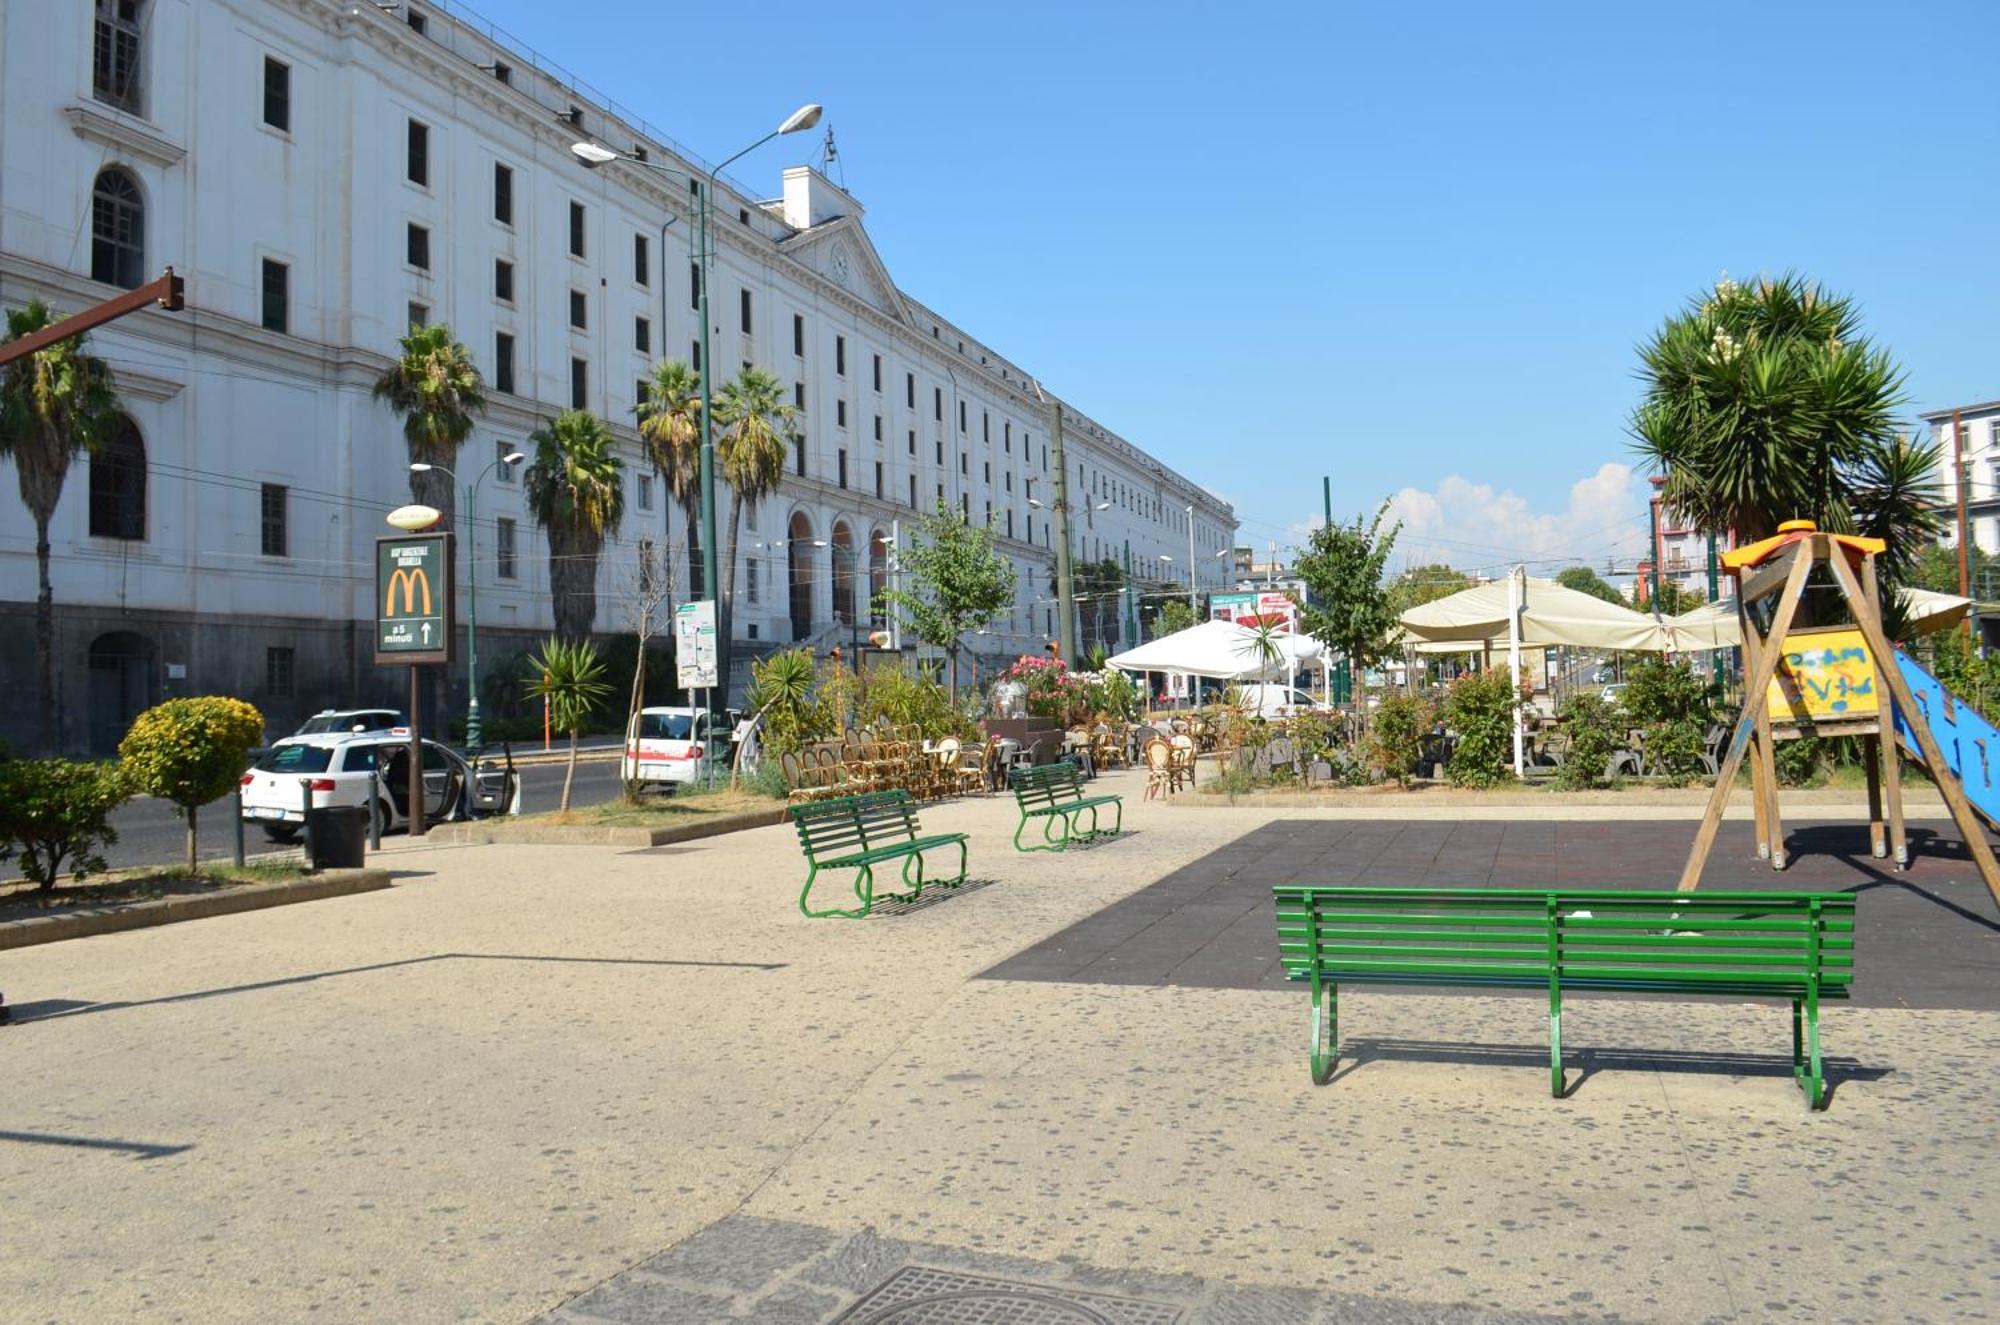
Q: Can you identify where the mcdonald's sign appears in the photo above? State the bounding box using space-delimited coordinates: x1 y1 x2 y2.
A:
375 532 455 666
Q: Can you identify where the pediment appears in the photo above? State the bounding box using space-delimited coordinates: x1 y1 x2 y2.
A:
780 217 908 323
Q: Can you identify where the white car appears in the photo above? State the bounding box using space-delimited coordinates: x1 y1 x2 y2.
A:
294 708 407 736
240 733 519 841
1237 683 1337 719
621 706 729 790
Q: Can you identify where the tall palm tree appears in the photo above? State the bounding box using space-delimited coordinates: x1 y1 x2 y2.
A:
635 357 704 587
525 411 626 641
372 323 486 523
712 367 796 625
0 301 121 752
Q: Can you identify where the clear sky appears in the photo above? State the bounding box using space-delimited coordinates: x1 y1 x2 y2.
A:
461 0 1998 578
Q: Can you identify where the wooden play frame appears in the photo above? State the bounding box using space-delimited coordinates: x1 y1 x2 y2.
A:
1677 520 2000 909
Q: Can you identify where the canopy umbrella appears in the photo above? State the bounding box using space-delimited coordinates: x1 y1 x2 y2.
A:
1396 576 1675 652
1106 619 1326 683
1665 588 1973 650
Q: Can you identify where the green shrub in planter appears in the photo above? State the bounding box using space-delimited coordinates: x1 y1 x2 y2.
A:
1441 670 1517 787
1366 695 1430 786
1555 692 1623 790
0 759 132 890
1620 660 1716 784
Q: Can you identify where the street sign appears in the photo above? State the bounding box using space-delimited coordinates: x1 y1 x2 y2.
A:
374 532 455 666
675 599 719 689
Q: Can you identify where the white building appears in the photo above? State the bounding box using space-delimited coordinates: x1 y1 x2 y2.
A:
1926 401 2000 558
0 0 1235 751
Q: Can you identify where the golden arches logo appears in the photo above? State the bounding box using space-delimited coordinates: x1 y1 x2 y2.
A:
384 566 433 616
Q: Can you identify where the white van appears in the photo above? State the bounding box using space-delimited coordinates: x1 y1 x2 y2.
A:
621 707 726 789
1237 683 1335 719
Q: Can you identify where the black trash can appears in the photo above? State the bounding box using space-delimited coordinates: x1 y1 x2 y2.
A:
305 806 368 869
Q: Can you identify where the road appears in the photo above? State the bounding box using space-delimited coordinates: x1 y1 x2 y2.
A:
102 756 630 871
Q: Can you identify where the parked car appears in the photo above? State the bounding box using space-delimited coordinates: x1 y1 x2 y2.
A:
1237 683 1337 719
294 708 407 736
240 733 519 841
621 706 730 790
1600 682 1630 707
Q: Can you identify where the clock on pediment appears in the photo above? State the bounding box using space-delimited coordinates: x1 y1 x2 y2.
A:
827 242 853 288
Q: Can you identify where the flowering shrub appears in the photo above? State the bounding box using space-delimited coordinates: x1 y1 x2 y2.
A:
1002 655 1092 726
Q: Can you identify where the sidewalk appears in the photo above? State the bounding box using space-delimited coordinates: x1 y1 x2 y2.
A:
2 772 1994 1323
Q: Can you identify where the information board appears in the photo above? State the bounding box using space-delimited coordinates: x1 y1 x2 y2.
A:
1769 628 1879 723
675 599 719 689
374 532 455 666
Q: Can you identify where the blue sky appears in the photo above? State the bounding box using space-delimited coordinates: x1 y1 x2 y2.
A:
465 0 1999 576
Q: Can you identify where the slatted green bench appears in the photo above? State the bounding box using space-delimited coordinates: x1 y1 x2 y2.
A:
1273 886 1855 1109
790 789 968 919
1008 763 1124 851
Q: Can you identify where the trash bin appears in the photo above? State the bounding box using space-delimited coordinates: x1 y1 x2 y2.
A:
304 806 368 869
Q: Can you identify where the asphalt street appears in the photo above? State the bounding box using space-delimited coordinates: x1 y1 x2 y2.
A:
101 756 629 871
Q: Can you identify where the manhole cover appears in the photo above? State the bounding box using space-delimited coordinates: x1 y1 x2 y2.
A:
833 1265 1183 1324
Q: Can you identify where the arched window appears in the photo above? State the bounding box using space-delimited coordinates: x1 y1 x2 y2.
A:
831 522 856 625
89 416 146 540
93 0 145 112
92 169 145 289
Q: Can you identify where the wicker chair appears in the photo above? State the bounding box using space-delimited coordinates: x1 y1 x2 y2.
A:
1168 734 1196 793
1143 737 1175 800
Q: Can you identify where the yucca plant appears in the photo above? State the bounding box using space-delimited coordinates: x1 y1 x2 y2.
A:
528 637 610 812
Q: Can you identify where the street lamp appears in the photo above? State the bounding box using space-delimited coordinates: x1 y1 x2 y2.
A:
1185 503 1197 611
411 450 523 754
571 100 821 711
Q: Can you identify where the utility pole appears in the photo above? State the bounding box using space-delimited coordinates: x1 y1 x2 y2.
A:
1035 381 1076 665
1123 540 1136 647
1323 476 1332 529
1956 409 1970 635
1647 493 1663 616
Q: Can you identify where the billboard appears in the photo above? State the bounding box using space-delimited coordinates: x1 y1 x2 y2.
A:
374 533 454 666
1210 591 1298 630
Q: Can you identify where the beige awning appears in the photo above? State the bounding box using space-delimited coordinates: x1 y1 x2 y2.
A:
1666 588 1975 650
1397 576 1674 652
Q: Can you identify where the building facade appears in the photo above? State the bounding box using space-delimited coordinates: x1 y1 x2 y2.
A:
0 0 1235 751
1926 401 2000 559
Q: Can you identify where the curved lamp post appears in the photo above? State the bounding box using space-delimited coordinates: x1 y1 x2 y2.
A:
411 450 523 754
572 102 821 710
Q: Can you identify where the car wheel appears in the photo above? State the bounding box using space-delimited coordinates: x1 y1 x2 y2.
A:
261 823 300 843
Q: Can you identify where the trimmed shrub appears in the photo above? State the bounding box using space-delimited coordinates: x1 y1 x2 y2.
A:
1555 692 1624 790
119 697 265 871
1620 659 1716 784
1441 669 1517 787
1366 695 1430 786
0 759 132 890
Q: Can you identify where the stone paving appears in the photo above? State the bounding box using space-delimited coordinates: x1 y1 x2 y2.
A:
2 772 1997 1324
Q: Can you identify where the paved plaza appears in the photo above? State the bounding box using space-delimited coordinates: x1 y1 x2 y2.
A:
4 773 1998 1323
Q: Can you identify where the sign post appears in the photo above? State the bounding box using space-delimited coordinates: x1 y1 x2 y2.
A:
375 532 455 835
675 600 719 786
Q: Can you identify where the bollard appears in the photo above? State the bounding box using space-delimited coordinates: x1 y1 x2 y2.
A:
368 767 382 851
232 787 245 867
298 778 314 872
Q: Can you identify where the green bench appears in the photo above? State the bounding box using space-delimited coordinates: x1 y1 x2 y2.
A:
1008 762 1124 852
790 789 968 920
1273 886 1855 1109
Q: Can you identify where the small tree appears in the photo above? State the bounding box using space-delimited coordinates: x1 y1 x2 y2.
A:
621 539 674 800
529 638 611 813
0 759 131 891
879 501 1015 700
118 697 265 872
1154 600 1200 637
1386 563 1469 615
1556 565 1624 605
1294 501 1401 712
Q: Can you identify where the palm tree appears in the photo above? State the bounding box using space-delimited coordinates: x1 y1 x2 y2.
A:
0 301 121 752
712 367 796 625
372 323 486 522
635 357 704 586
1632 273 1905 547
524 411 626 641
528 636 611 812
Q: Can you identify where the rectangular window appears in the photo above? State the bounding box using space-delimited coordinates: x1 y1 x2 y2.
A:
406 119 429 186
262 56 290 131
909 474 917 507
793 313 805 358
636 378 649 407
1004 421 1011 452
959 400 967 433
496 438 515 482
490 61 511 86
873 415 883 442
795 381 806 410
960 452 968 475
570 356 587 409
748 558 760 606
984 461 991 484
569 289 587 330
260 482 288 556
634 233 649 286
260 258 288 333
936 439 944 464
407 301 427 329
634 316 650 353
873 354 883 392
266 647 294 698
638 473 654 512
568 200 585 258
93 0 144 112
493 259 513 302
496 517 517 579
837 450 848 489
934 387 943 421
494 162 513 224
1004 472 1012 492
691 339 701 371
406 223 429 271
689 261 700 311
1006 510 1014 538
741 288 753 334
836 400 847 428
495 332 515 394
836 336 847 376
906 373 915 408
907 429 916 456
406 7 426 34
794 435 806 477
875 461 884 498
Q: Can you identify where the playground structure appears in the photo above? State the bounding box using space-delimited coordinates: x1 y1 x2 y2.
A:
1678 520 2000 910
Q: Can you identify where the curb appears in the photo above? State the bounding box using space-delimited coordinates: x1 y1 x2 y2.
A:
427 805 789 848
0 868 393 951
